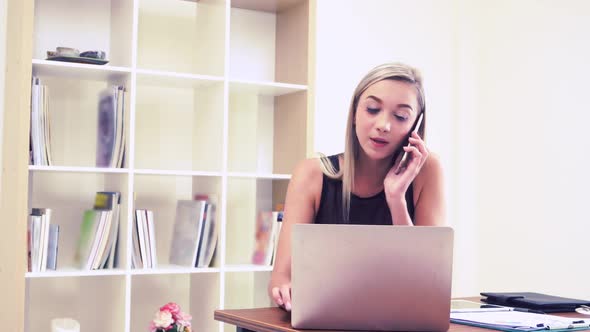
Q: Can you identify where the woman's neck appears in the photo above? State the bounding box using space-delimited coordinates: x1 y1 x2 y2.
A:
353 153 392 197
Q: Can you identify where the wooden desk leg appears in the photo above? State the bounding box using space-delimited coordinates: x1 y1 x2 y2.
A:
237 327 255 332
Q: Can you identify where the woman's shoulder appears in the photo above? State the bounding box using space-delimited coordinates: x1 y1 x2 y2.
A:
292 156 327 182
414 152 444 193
289 157 326 209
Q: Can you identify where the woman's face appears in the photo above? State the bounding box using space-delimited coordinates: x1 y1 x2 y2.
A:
354 79 420 161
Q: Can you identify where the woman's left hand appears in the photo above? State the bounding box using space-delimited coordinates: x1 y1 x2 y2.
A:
384 132 429 203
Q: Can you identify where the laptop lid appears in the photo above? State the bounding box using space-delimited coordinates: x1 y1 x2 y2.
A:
291 224 454 331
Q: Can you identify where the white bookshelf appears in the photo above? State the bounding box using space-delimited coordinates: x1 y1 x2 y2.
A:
25 0 313 332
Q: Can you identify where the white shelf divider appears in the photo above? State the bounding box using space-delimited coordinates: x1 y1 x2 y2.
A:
32 59 131 81
227 172 291 180
25 268 127 279
136 68 224 88
229 78 307 96
28 165 130 174
133 169 223 177
223 265 273 273
130 266 221 276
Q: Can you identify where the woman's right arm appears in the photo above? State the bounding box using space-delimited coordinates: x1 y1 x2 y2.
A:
268 158 322 311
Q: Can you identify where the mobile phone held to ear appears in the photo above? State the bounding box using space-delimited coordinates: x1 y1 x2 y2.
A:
394 112 424 174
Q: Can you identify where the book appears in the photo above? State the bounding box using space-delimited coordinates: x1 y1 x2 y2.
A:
252 211 276 266
92 192 120 269
29 215 42 272
146 210 157 268
29 78 52 166
75 210 100 268
135 209 149 268
131 210 144 269
169 200 207 267
270 211 283 266
96 86 126 168
197 202 217 268
74 191 121 270
96 89 116 167
46 224 59 270
30 208 52 272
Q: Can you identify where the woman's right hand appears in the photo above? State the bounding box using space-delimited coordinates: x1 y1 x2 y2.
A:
270 282 292 311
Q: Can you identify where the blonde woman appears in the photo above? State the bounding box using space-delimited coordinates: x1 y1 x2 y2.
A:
269 62 445 311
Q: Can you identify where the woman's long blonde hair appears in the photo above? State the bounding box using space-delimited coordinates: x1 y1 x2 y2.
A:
319 62 427 222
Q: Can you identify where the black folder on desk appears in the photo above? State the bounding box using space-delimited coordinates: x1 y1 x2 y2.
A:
481 292 590 313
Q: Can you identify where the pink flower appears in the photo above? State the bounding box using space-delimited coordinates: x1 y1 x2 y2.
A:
149 321 158 332
160 302 181 317
176 311 192 328
152 310 174 330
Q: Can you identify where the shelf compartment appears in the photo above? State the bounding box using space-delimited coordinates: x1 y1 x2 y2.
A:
229 0 309 85
228 89 308 174
26 275 126 332
32 59 131 82
225 177 287 266
223 271 272 332
33 0 133 67
30 75 131 168
130 273 220 332
28 172 130 271
134 80 224 172
133 174 222 268
137 0 226 76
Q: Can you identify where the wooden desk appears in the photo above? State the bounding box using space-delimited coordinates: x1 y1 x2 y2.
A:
214 298 587 332
214 306 486 332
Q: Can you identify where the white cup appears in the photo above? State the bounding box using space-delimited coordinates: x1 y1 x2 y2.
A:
51 318 80 332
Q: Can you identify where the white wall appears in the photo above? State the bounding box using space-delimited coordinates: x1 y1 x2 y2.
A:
467 0 590 299
315 0 590 299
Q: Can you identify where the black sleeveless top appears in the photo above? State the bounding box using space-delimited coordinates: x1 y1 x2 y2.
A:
314 155 415 225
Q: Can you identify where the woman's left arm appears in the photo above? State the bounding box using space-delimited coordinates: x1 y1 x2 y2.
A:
412 153 446 226
384 132 445 226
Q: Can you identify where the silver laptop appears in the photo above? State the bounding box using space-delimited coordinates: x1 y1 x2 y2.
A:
291 224 454 331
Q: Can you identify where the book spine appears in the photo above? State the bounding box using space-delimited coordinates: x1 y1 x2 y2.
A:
46 224 59 270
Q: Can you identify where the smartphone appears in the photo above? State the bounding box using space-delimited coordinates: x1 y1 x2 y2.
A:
394 112 424 173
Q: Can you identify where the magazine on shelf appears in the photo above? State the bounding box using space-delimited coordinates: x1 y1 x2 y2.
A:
252 210 283 266
97 86 126 168
29 77 53 166
197 202 218 268
169 200 208 267
75 192 121 270
132 209 157 269
27 208 55 272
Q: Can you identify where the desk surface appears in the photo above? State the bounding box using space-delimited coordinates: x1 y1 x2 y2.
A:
214 298 587 332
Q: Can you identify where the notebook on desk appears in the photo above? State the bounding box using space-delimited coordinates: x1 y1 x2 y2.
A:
451 309 590 332
290 224 454 331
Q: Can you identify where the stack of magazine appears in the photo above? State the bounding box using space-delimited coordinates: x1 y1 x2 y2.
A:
29 77 53 166
97 86 126 168
27 208 59 272
169 198 218 268
75 192 121 270
252 210 283 266
132 209 157 269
